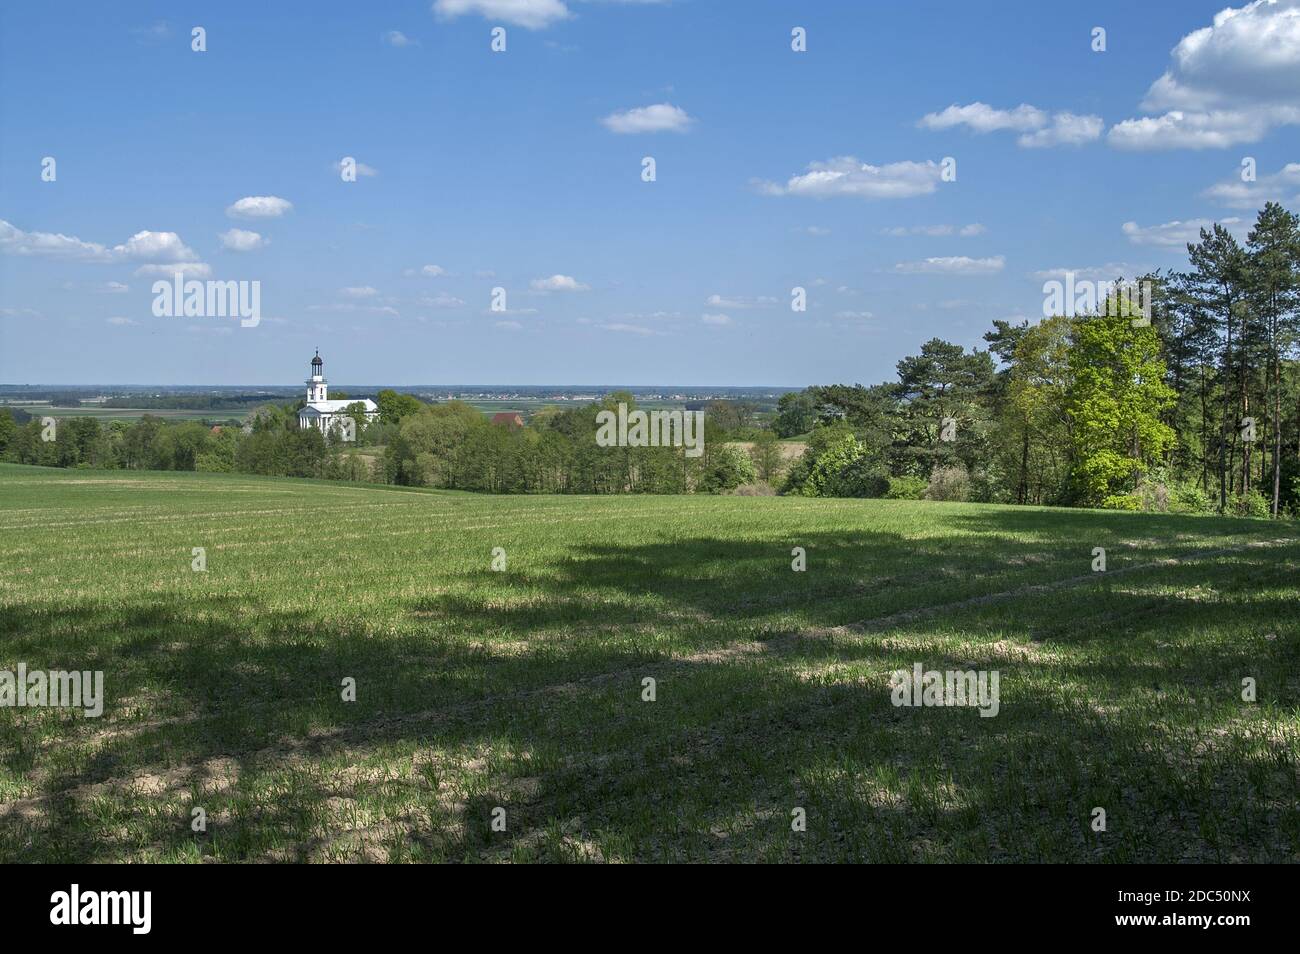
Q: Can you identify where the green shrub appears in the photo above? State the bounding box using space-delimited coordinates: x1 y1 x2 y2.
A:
1100 493 1142 511
1169 481 1214 515
924 464 970 502
697 446 758 494
885 475 927 499
1227 491 1271 518
784 433 887 498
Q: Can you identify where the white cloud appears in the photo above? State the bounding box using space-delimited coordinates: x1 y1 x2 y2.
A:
225 195 294 219
419 293 467 308
530 274 589 291
494 319 525 330
0 220 200 266
601 322 656 336
433 0 571 30
600 103 694 134
419 264 446 277
340 286 379 298
1203 161 1300 207
795 226 831 236
383 30 418 47
134 262 212 279
117 230 197 262
219 228 268 252
98 281 130 293
1121 217 1244 247
705 294 776 309
882 223 985 237
701 312 731 325
919 102 1046 133
0 220 112 260
1108 109 1285 149
106 316 137 326
918 102 1102 147
835 310 874 320
756 157 945 200
1018 112 1105 147
894 255 1005 275
1109 0 1300 149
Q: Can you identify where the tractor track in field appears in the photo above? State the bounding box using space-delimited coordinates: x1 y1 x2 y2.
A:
3 532 1295 826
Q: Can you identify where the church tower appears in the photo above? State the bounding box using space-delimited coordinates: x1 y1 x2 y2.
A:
306 350 327 402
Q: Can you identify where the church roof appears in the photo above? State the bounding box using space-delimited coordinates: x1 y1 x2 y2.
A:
300 399 377 415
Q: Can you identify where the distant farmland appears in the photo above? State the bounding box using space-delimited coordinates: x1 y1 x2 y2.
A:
2 404 240 423
1 463 1296 862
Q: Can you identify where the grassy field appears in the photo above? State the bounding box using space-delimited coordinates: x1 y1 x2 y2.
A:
3 405 237 422
0 462 1297 863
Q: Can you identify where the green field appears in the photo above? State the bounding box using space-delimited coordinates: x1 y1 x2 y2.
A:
1 462 1297 863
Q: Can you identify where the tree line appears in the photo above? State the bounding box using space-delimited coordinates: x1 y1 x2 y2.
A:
3 202 1296 516
771 202 1300 517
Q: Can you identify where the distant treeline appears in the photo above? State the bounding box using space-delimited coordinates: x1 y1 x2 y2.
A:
0 390 762 495
101 394 285 411
5 202 1299 516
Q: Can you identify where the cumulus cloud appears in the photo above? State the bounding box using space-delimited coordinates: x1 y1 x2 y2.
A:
134 262 212 279
433 0 571 30
340 286 379 298
918 102 1102 147
894 255 1005 275
225 195 294 219
117 230 197 262
1109 0 1300 149
530 274 589 291
600 103 694 134
701 312 732 325
756 157 946 200
1108 109 1284 149
0 220 114 260
919 102 1046 133
1122 217 1244 247
1203 161 1300 207
1018 112 1105 147
106 316 137 326
219 228 268 252
0 219 200 269
383 30 418 47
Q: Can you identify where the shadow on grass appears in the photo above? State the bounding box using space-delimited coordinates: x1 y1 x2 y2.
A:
1 509 1296 862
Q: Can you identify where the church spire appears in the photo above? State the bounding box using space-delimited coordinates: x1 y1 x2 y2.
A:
307 350 327 402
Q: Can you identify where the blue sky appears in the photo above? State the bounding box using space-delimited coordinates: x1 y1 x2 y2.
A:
2 0 1299 386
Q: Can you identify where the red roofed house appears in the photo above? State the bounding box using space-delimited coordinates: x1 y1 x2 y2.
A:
491 412 524 428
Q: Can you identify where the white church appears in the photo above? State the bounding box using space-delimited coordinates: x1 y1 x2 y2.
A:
296 350 379 436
